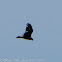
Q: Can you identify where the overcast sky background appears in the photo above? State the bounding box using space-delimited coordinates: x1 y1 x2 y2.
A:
0 0 62 62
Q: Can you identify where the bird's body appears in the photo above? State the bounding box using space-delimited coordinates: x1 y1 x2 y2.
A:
16 23 33 40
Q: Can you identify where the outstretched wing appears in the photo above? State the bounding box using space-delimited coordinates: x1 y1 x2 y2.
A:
25 23 33 34
23 23 33 38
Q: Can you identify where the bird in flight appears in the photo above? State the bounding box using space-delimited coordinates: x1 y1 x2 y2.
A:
16 23 33 40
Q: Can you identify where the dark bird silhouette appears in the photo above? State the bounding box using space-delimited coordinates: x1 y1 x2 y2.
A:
16 23 33 40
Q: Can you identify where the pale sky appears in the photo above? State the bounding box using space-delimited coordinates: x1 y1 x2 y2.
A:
0 0 62 62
